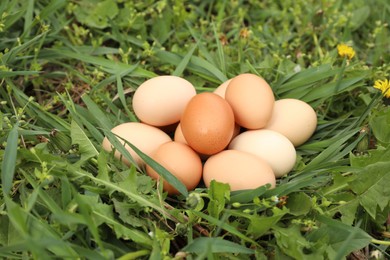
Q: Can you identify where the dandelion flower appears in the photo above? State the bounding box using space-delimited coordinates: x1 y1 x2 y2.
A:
374 79 390 98
337 44 355 60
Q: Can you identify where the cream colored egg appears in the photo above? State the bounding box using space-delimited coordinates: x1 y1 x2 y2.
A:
203 150 275 191
225 73 275 129
264 98 317 147
229 129 296 178
102 122 171 167
146 141 202 195
132 75 196 127
213 79 232 98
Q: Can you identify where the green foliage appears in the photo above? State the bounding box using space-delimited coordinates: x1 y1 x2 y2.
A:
1 0 390 259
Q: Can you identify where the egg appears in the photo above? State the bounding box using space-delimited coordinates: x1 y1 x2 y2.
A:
225 73 275 129
181 92 235 155
132 75 196 127
146 141 202 195
229 129 296 178
102 122 171 167
203 150 276 191
264 98 317 147
174 122 241 145
213 79 232 98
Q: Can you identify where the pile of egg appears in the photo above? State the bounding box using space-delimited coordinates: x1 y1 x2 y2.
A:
102 74 317 195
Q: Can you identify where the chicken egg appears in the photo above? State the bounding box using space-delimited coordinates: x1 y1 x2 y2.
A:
146 141 202 195
213 79 232 98
225 73 275 129
101 122 171 167
203 150 276 191
264 98 317 146
229 129 296 178
132 75 196 127
181 92 235 155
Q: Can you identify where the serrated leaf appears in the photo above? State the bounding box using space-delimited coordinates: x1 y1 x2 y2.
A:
369 107 390 143
350 146 390 167
182 237 254 255
273 224 324 260
207 180 230 219
349 161 390 218
247 207 289 238
308 215 372 259
71 120 98 163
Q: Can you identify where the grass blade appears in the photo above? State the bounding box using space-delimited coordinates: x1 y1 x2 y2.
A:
1 122 18 196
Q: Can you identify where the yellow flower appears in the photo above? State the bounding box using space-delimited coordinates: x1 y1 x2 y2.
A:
374 79 390 98
337 44 355 60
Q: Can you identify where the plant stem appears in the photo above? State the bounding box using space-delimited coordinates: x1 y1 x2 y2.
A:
371 238 390 246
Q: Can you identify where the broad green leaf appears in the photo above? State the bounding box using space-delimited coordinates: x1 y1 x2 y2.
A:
182 237 254 255
349 6 370 31
71 120 99 163
273 224 325 260
74 0 119 29
1 122 18 195
207 180 230 219
350 146 390 167
349 161 390 218
248 207 289 239
285 192 312 216
369 107 390 143
308 215 372 259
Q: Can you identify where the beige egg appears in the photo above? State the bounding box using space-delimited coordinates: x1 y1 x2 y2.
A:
132 75 196 127
229 129 296 178
213 79 232 98
203 150 276 191
225 73 275 129
101 122 171 167
146 141 202 195
264 98 317 147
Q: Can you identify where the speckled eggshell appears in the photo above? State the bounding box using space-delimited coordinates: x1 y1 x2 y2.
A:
225 73 275 129
101 122 171 167
132 75 196 127
264 98 317 147
180 92 235 155
203 150 276 191
146 141 202 195
229 129 296 178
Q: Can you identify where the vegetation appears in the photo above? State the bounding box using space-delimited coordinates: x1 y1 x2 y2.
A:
1 0 390 259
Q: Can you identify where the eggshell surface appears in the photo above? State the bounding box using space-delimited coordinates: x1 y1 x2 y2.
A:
264 99 317 147
146 141 202 195
181 92 235 155
101 122 171 167
132 75 196 127
229 129 296 178
203 150 276 191
213 79 232 98
225 73 274 129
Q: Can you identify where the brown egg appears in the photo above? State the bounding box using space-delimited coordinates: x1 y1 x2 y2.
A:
181 93 235 155
146 141 202 195
101 122 171 167
225 73 275 129
203 150 276 191
264 99 317 147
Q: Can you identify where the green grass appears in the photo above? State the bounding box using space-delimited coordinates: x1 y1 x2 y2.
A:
1 0 390 259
